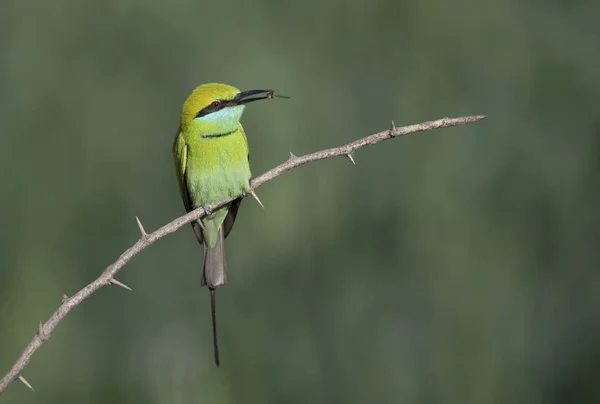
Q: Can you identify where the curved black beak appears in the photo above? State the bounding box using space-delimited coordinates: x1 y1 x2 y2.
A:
234 89 289 105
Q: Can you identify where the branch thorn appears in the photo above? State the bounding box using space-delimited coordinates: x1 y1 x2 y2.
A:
249 189 265 209
108 278 133 291
62 294 69 303
38 321 48 341
288 151 296 160
347 153 356 165
389 120 397 137
18 374 34 391
135 216 148 239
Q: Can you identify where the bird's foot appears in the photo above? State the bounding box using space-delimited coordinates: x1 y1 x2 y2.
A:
202 205 213 216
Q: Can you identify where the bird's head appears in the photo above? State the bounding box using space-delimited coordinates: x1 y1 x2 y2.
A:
180 83 282 134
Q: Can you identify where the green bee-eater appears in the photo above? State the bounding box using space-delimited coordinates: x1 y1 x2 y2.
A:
173 83 279 366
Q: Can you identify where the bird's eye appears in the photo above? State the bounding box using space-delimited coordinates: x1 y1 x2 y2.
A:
211 101 221 108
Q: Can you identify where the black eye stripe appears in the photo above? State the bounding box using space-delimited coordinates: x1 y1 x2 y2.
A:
195 98 234 118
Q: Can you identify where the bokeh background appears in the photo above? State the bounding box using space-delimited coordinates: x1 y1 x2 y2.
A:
1 0 599 403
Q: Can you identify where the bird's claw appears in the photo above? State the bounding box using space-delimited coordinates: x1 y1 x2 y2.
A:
202 205 213 216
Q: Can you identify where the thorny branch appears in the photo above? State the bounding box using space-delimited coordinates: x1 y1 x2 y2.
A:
0 115 486 393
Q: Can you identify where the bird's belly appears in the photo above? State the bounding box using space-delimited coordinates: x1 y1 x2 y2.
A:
186 139 251 207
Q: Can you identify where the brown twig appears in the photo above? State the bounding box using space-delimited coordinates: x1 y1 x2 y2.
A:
0 115 486 393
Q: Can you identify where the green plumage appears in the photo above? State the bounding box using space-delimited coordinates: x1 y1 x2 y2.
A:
174 122 250 248
174 104 251 289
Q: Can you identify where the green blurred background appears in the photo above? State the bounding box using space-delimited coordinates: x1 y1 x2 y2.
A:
1 0 599 403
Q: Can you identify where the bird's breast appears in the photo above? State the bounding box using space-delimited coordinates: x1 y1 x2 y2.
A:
185 129 251 206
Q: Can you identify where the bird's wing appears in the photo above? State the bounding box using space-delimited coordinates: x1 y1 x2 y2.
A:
223 198 242 239
173 131 204 243
173 132 192 212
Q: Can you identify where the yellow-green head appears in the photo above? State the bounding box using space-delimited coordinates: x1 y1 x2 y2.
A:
180 83 283 135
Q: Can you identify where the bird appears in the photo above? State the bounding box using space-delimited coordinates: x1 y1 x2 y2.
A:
173 83 285 366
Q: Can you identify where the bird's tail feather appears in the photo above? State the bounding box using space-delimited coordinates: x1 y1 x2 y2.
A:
210 288 220 366
201 228 228 288
201 228 227 367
